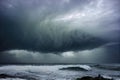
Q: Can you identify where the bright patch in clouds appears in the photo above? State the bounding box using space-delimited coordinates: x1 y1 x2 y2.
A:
55 12 86 21
62 51 75 57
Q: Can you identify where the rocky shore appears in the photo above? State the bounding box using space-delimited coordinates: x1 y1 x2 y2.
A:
0 73 114 80
0 73 36 80
76 74 114 80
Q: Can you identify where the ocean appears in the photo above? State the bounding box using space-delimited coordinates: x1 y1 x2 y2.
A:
0 64 120 80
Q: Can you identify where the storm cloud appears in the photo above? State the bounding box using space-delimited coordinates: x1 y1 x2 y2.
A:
0 0 119 52
0 42 120 63
0 0 120 63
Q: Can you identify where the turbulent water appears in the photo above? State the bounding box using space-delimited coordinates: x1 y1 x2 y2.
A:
0 64 120 80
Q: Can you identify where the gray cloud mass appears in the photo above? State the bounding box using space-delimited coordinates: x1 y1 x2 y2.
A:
0 0 120 63
0 42 120 63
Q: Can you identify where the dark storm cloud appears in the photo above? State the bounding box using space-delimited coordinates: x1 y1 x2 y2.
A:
0 0 109 53
0 15 106 52
0 42 120 63
101 43 120 63
0 0 120 53
0 51 19 63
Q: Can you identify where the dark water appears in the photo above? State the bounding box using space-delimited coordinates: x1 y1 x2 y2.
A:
0 64 120 80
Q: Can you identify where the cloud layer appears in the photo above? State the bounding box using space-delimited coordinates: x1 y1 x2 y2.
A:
0 0 120 63
0 0 119 53
0 42 120 63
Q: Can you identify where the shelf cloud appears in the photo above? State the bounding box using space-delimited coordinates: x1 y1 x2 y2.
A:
0 0 120 63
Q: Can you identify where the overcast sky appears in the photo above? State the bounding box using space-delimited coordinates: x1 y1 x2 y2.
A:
0 0 120 63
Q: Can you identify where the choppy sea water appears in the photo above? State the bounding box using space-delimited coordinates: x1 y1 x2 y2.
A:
0 64 120 80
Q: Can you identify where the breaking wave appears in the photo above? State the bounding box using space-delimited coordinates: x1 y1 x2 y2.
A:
0 64 120 80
